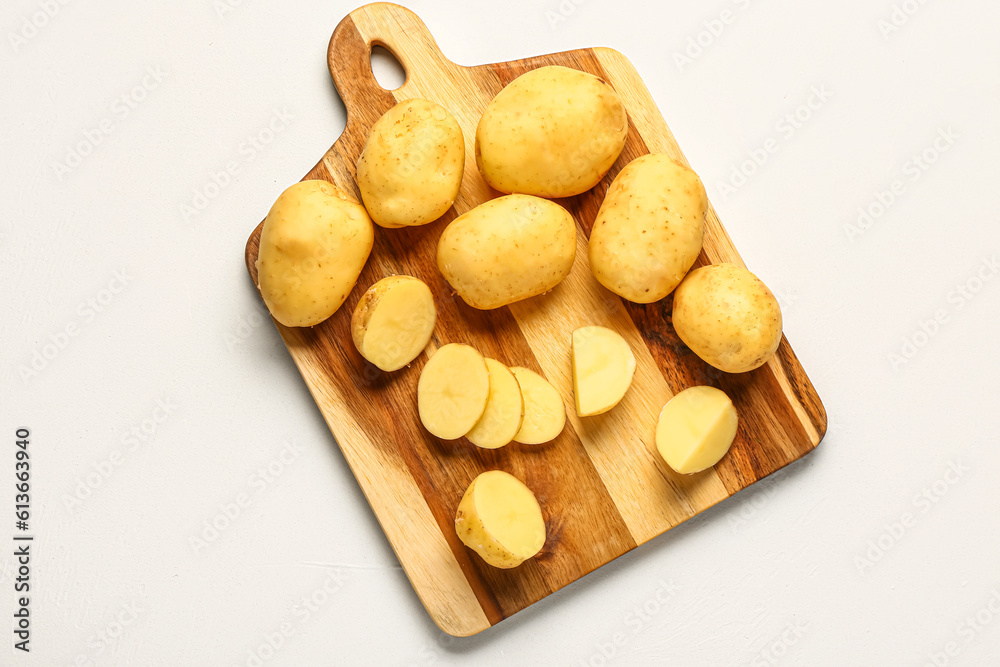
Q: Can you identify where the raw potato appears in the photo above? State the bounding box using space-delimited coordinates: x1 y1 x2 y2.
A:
588 154 707 303
351 276 436 371
455 471 545 569
466 359 524 449
672 263 783 373
357 99 465 228
437 195 577 309
417 344 490 440
510 367 566 445
656 386 738 474
572 326 636 417
256 180 374 327
476 65 628 198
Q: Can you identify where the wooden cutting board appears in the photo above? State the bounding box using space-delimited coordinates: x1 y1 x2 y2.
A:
244 2 826 637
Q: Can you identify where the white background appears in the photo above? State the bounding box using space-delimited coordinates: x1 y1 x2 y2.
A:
2 0 999 664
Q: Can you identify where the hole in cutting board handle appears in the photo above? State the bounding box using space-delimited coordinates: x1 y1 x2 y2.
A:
370 45 406 91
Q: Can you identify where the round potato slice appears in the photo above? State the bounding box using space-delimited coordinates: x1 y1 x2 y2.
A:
510 367 566 445
455 470 545 569
476 65 627 198
417 344 490 440
672 263 783 373
466 359 524 449
357 99 465 228
351 276 436 371
656 386 738 474
572 326 636 417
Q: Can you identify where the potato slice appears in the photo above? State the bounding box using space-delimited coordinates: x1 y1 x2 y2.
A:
572 326 636 417
656 386 738 474
351 276 436 371
455 471 545 569
417 344 490 440
510 367 566 445
466 359 524 449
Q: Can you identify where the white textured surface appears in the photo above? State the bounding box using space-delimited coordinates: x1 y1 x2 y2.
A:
2 1 999 664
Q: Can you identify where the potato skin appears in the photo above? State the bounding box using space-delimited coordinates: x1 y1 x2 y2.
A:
475 65 628 198
588 154 707 303
436 194 577 309
256 180 373 327
672 263 783 373
357 99 465 228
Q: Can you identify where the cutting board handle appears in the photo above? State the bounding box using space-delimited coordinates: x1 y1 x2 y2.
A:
328 3 450 114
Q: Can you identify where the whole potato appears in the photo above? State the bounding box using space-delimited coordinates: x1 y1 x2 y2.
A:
671 263 783 373
437 194 576 309
357 99 465 228
589 154 707 303
256 180 373 327
475 65 628 198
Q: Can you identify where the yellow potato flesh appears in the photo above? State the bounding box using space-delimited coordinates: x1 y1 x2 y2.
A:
357 99 465 228
466 359 524 450
256 180 374 327
510 367 566 445
455 471 545 569
672 263 783 373
417 344 490 440
476 65 628 198
572 326 636 417
436 194 577 309
656 386 738 474
588 154 707 303
351 276 436 371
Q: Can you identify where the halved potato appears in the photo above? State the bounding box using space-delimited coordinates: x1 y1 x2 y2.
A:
656 386 738 474
417 344 490 440
572 326 636 417
466 359 524 449
351 276 436 371
510 367 566 445
455 470 545 569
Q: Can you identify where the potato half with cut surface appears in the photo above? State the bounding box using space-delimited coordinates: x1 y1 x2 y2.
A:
476 65 628 198
417 344 490 440
672 263 783 373
510 367 566 445
572 326 636 417
588 154 707 303
436 194 577 310
466 359 524 449
656 386 738 474
351 276 436 371
256 180 374 327
357 98 465 228
455 470 545 569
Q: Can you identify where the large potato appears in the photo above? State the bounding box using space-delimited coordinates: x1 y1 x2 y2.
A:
357 99 465 228
588 154 707 303
475 65 628 198
436 194 576 309
256 180 373 327
672 263 783 373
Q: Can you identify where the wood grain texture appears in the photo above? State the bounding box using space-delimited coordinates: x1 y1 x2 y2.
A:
243 2 827 636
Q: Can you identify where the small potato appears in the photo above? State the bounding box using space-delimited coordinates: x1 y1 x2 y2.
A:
417 344 490 440
256 180 374 327
510 367 566 445
572 326 635 417
656 386 738 474
351 276 436 371
357 99 465 228
672 263 783 373
476 65 628 198
466 359 524 450
437 195 577 309
588 154 707 303
455 471 545 569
